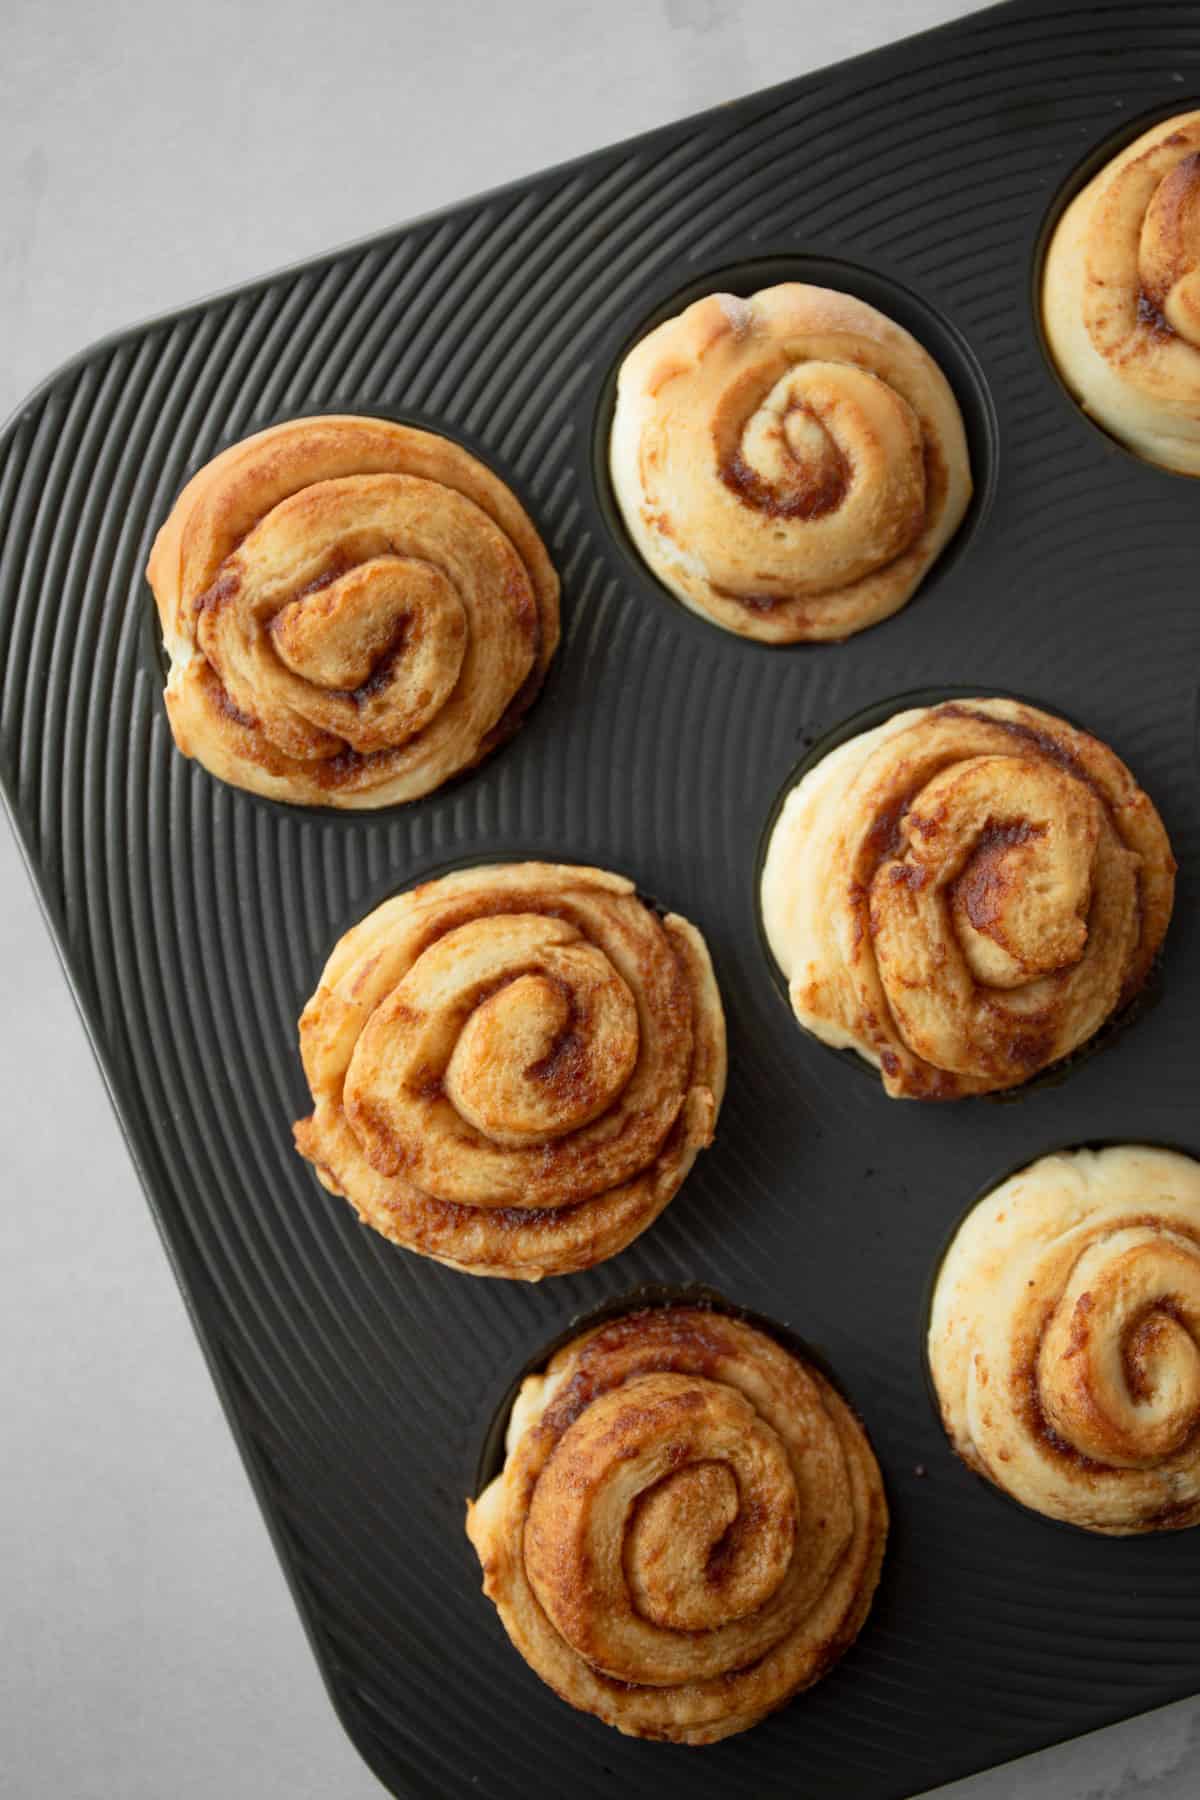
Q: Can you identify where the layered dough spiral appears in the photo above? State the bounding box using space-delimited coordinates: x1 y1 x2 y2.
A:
609 283 972 642
761 697 1174 1099
467 1305 887 1741
293 864 725 1278
147 415 559 806
1042 111 1200 473
929 1146 1200 1534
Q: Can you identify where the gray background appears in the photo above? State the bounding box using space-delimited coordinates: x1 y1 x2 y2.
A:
1 1 1197 1795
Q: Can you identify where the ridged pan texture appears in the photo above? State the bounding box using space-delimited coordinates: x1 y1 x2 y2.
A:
1 3 1199 1797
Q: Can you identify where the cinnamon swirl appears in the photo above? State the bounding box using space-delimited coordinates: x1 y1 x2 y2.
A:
609 283 972 641
929 1146 1200 1533
147 415 559 806
760 697 1174 1098
467 1305 887 1740
293 864 725 1278
1042 111 1200 473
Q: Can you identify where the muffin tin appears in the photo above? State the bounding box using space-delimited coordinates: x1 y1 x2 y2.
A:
2 1 1199 1794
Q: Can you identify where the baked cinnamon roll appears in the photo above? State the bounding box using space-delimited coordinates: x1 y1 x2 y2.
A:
609 283 971 642
147 416 559 806
760 697 1174 1099
467 1305 887 1741
929 1146 1200 1534
1042 111 1200 473
293 864 725 1278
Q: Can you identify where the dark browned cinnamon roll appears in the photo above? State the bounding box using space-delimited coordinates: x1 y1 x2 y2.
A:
148 415 558 805
293 863 725 1277
467 1306 887 1739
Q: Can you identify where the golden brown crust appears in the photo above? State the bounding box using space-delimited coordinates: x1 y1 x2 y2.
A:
466 1307 887 1741
1042 111 1200 473
147 415 560 807
609 283 971 642
929 1146 1200 1534
293 863 726 1279
760 697 1174 1099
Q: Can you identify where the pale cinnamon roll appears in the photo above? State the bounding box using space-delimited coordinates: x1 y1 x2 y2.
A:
293 864 725 1279
1042 111 1200 473
147 416 559 806
760 697 1174 1099
467 1305 887 1741
929 1146 1200 1534
609 283 971 642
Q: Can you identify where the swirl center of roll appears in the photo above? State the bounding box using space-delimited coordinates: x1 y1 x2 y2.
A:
341 910 681 1209
625 1457 789 1630
195 470 536 769
904 755 1101 987
862 743 1145 1082
1139 152 1200 344
721 370 851 519
1038 1228 1200 1467
445 948 639 1146
873 756 1103 988
712 363 926 579
524 1372 798 1682
265 555 467 750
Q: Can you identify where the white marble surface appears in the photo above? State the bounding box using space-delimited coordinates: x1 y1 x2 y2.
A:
1 1 1197 1794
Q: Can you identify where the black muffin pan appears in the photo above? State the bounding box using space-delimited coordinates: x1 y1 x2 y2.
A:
2 2 1198 1795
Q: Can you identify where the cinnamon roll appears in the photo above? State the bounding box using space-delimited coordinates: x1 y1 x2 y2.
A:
293 864 725 1278
467 1305 887 1741
147 416 559 806
929 1146 1200 1534
1042 111 1200 473
609 283 972 642
760 697 1174 1099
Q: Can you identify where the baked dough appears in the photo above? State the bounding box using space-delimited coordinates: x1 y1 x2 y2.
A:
761 697 1174 1098
609 283 971 641
147 415 559 806
293 863 725 1278
1042 111 1200 473
467 1305 887 1740
929 1146 1200 1533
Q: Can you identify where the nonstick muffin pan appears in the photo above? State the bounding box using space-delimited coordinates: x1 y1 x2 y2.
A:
2 0 1199 1794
